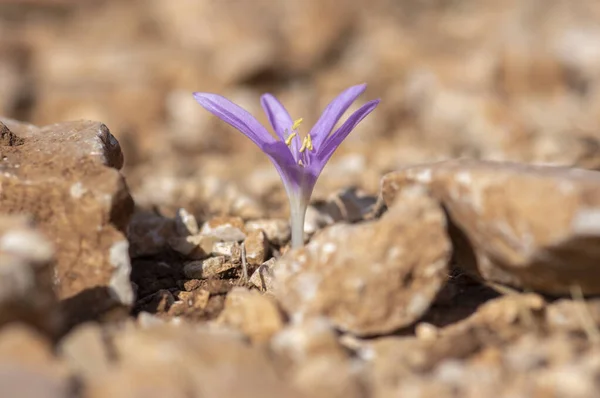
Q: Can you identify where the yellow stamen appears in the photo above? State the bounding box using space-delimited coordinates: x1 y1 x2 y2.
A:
298 159 304 166
306 134 313 151
299 134 314 153
285 131 297 147
292 118 303 131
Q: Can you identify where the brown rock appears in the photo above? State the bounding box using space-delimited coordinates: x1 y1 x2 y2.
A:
168 234 217 259
57 323 111 380
271 318 365 398
181 279 202 291
0 325 72 398
217 287 284 343
177 288 210 310
128 210 176 258
90 323 305 398
131 170 266 222
382 159 600 295
0 215 58 334
136 289 175 314
244 229 268 266
211 241 242 263
183 256 236 279
271 318 348 364
245 219 291 247
546 298 600 334
276 186 451 336
0 119 134 325
173 207 199 236
250 258 277 293
364 293 549 398
200 216 247 242
313 188 378 224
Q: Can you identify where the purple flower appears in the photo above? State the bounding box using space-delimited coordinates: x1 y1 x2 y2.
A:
193 84 379 248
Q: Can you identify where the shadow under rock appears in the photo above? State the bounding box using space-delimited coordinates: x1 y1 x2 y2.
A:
59 286 130 336
130 253 186 300
419 212 501 328
419 270 501 329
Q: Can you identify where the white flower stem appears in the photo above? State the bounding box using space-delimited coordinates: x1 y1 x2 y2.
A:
289 196 308 249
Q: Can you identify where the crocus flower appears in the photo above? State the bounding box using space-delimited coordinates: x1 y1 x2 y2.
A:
193 84 379 248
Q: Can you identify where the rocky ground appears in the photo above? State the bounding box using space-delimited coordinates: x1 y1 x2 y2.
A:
3 0 600 397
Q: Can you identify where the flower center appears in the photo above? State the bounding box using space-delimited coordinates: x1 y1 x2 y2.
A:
284 118 314 167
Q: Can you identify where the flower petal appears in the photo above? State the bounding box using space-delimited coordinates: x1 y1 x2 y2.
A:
309 84 367 149
314 99 380 168
262 141 317 196
261 93 302 162
193 92 275 149
260 94 294 141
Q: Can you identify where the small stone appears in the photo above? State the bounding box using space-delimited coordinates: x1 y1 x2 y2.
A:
178 289 210 310
415 322 439 342
303 205 333 236
136 289 175 314
183 256 236 279
57 323 111 380
249 258 277 293
313 188 378 223
128 210 176 258
546 298 600 333
244 230 268 266
271 318 363 398
136 312 165 328
245 219 291 246
0 325 71 397
0 215 58 334
276 186 451 336
217 287 284 343
168 234 217 259
212 241 242 263
200 216 246 242
182 279 202 291
174 208 199 236
97 323 304 397
271 318 347 363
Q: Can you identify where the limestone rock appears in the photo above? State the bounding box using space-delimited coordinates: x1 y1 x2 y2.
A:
128 210 177 258
0 325 72 398
174 207 198 236
0 119 134 325
183 256 236 279
313 188 378 224
245 219 291 246
382 159 600 295
217 287 284 343
211 241 242 263
0 215 58 334
57 323 111 381
276 186 451 336
177 288 210 311
200 216 247 242
271 318 365 398
89 323 305 398
249 258 277 293
168 234 216 259
244 229 268 266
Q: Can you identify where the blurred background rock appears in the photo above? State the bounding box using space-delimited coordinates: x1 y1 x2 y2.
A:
2 0 600 218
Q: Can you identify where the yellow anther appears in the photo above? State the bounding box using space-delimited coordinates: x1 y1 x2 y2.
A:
298 159 304 166
306 134 313 151
299 134 313 153
292 118 303 131
285 131 297 147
